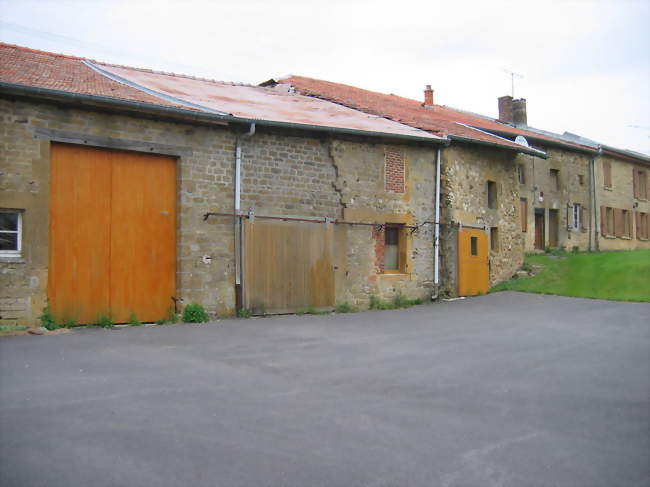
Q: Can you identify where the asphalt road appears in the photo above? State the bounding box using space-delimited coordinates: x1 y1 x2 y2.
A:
1 292 649 487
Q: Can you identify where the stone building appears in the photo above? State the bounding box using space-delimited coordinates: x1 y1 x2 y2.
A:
281 76 649 264
491 100 650 252
0 43 447 326
275 76 547 289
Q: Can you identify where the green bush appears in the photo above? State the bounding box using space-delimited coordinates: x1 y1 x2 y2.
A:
521 262 532 272
182 303 209 323
96 311 113 328
39 306 59 330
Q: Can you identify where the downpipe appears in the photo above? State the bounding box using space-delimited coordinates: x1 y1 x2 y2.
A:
432 147 442 300
234 123 256 311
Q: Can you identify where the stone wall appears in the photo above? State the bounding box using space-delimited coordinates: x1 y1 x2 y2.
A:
0 98 236 325
517 148 593 252
0 97 440 325
595 154 650 251
441 144 523 287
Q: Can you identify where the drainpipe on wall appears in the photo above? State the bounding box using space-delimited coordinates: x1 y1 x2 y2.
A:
432 147 442 300
234 123 256 311
591 148 603 252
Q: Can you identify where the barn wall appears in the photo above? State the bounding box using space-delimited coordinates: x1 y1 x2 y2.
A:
0 97 442 325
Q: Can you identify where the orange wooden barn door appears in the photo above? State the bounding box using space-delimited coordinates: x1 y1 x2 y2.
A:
49 144 176 324
457 227 489 296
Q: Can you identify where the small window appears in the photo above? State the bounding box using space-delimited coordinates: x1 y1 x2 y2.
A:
634 169 647 200
622 209 631 238
517 165 526 185
572 204 581 230
384 226 400 271
550 169 560 191
578 174 584 186
487 180 497 209
0 210 22 256
470 236 478 256
490 227 499 251
606 207 614 236
603 161 612 189
637 212 649 240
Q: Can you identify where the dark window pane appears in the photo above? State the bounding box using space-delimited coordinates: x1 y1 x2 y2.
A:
0 213 18 231
0 233 18 251
470 236 478 256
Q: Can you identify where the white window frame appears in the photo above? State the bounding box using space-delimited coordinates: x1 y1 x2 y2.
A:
0 210 22 257
572 204 581 231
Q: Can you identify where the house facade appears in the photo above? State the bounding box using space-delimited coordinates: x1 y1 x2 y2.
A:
0 44 446 326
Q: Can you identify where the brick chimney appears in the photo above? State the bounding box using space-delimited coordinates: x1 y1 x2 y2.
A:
424 85 434 107
498 95 513 123
512 98 527 126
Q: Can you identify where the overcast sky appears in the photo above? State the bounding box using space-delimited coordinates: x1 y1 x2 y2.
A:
1 0 648 154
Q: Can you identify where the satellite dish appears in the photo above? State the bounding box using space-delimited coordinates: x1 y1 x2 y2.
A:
515 135 529 147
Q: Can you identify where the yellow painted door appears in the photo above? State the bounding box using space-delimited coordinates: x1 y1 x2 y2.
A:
458 228 489 296
49 144 176 324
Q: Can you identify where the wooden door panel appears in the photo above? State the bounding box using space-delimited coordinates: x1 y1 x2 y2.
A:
49 144 112 324
458 228 489 296
110 152 176 323
49 144 176 324
244 220 334 314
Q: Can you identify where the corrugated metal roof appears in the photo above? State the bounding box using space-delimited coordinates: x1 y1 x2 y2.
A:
91 62 443 140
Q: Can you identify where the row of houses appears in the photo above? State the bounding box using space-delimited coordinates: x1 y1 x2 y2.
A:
1 43 648 326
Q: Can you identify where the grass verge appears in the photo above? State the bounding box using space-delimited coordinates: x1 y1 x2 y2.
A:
491 249 650 302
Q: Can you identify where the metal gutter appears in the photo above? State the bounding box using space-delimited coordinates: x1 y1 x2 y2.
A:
0 82 448 146
448 133 548 159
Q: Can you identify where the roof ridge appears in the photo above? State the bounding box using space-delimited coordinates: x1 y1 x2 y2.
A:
95 61 253 87
284 75 430 107
0 42 88 61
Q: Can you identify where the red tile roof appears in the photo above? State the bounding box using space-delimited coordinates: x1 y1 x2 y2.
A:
0 43 442 141
280 75 595 154
0 43 185 109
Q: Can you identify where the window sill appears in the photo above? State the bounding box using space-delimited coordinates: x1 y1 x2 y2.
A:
620 236 632 240
604 186 613 191
0 256 25 264
639 238 649 241
380 272 410 279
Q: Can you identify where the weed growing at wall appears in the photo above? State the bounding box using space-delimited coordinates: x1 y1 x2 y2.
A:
335 302 356 313
39 306 58 330
236 308 252 318
128 312 142 326
182 303 209 323
96 312 113 328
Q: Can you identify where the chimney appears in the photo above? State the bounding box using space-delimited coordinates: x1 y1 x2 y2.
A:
512 98 527 126
498 95 513 123
424 85 434 106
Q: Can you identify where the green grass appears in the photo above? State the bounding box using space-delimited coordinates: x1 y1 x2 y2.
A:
491 250 650 302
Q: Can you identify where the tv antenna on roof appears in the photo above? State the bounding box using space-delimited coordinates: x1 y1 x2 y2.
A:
501 68 524 98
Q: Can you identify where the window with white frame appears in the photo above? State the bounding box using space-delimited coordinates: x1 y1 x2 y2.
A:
0 210 22 257
572 204 581 230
